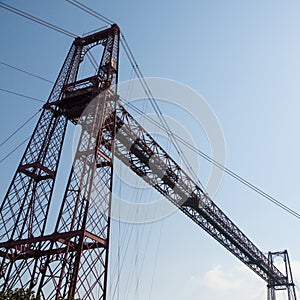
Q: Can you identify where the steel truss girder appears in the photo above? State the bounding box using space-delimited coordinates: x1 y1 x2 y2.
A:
110 104 293 290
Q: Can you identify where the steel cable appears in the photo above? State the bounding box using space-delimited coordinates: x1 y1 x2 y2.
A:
121 98 300 220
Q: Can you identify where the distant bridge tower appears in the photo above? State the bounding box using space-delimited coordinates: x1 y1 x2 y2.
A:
0 24 119 299
267 250 297 300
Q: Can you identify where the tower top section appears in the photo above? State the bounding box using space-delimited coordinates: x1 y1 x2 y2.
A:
74 24 120 46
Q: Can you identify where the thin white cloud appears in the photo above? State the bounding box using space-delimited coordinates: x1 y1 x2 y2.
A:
195 264 243 291
187 260 300 300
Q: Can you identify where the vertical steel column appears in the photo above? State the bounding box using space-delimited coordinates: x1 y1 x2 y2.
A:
0 41 81 290
36 25 120 300
267 250 297 300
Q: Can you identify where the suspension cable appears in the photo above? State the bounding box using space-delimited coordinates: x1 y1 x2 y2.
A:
2 1 298 220
0 61 54 84
64 0 206 190
0 110 41 149
0 3 98 72
0 88 45 103
120 35 206 189
0 2 77 38
65 0 114 25
0 137 30 164
121 98 300 220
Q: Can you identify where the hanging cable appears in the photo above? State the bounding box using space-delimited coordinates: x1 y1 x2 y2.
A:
0 3 98 72
65 0 114 25
86 52 98 71
0 61 54 84
120 98 300 220
56 0 300 221
0 3 77 38
0 109 40 149
1 79 298 220
120 35 206 191
123 30 208 196
2 0 298 221
55 0 300 220
0 88 45 103
0 137 30 164
63 0 205 191
148 220 164 300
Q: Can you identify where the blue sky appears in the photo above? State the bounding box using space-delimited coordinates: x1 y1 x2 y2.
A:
0 1 300 299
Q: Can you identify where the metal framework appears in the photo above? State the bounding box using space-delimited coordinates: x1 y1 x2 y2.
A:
108 104 297 299
267 251 297 300
0 25 297 300
0 24 119 299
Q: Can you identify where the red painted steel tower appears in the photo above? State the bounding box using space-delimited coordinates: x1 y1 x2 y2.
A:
0 25 119 299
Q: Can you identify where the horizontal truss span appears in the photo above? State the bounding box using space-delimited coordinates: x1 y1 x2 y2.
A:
106 103 287 286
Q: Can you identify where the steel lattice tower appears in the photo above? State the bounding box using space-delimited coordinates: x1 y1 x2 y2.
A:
0 24 119 299
267 251 297 300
